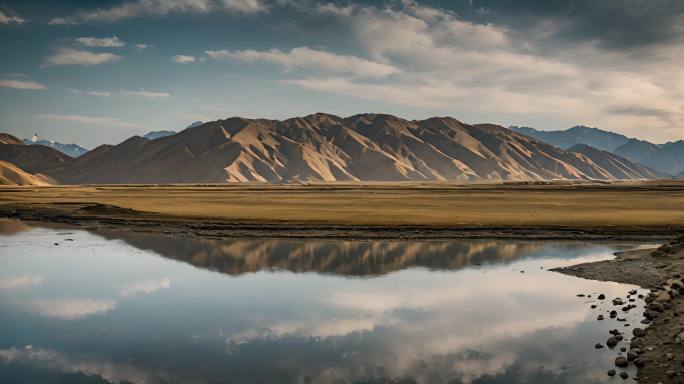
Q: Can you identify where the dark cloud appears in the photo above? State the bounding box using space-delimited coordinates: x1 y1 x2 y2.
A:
432 0 684 50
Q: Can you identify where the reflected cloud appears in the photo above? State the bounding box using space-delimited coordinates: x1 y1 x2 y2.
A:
0 345 164 384
26 298 116 319
0 274 43 289
120 277 171 297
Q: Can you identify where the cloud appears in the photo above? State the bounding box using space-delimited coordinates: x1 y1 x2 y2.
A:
0 74 46 90
171 54 196 63
35 114 147 129
77 0 267 23
120 277 171 297
0 9 25 25
69 89 112 97
43 48 121 66
76 36 125 48
47 17 78 26
0 346 156 383
206 47 400 77
123 90 171 99
26 298 116 319
0 275 44 289
135 43 148 49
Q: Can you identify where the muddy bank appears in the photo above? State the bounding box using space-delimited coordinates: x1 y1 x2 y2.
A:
554 237 684 383
0 202 681 241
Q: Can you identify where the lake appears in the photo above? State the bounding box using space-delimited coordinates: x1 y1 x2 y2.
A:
0 220 649 383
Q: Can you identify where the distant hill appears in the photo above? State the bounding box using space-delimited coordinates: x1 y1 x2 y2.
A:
45 114 666 184
508 125 630 152
25 135 88 158
614 139 684 176
144 130 177 140
0 133 72 174
0 160 55 186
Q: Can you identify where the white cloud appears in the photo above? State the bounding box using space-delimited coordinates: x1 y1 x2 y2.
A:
76 36 125 48
35 114 147 129
43 48 122 66
78 0 267 23
135 43 148 49
123 90 171 99
206 47 400 77
26 298 116 320
0 10 25 25
69 89 112 97
171 54 196 63
47 17 78 26
0 75 46 90
0 275 44 289
120 277 171 297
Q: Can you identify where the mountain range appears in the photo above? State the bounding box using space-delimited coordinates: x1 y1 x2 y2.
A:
509 125 684 175
40 113 665 184
0 114 677 185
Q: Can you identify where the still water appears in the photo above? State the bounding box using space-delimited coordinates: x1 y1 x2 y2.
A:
0 220 648 384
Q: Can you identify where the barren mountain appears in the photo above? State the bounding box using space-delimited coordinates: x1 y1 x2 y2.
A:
614 139 684 176
0 133 72 173
0 160 55 186
509 125 630 152
567 144 668 179
45 114 667 184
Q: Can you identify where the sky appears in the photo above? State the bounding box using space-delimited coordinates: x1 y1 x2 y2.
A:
1 0 684 148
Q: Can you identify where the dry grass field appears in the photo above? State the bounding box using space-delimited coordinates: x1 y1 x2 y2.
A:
1 180 683 228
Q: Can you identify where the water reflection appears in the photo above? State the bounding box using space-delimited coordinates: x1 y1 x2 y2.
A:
94 229 625 277
0 220 645 384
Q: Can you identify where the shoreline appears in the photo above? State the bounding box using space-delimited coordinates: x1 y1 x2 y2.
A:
0 202 681 241
554 237 684 383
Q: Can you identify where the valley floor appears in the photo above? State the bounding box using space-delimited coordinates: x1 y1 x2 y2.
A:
0 180 682 240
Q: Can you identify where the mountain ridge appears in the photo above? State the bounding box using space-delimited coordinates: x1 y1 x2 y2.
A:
43 113 667 184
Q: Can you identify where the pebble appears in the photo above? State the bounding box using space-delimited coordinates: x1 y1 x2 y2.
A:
595 343 604 349
598 294 606 300
619 371 629 379
597 315 604 321
633 328 647 337
607 336 620 348
607 369 616 376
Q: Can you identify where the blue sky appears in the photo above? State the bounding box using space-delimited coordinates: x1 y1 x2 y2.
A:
2 0 684 148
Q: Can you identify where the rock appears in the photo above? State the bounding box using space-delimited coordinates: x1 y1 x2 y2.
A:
598 294 606 300
577 294 585 297
633 328 646 337
641 319 652 324
607 369 616 376
634 357 646 367
627 350 639 361
595 343 604 349
607 337 619 348
613 298 625 305
597 315 604 321
610 310 618 318
591 304 597 309
648 303 665 312
619 371 629 379
620 347 627 352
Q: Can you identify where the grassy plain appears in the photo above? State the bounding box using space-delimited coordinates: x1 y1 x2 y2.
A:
0 180 683 228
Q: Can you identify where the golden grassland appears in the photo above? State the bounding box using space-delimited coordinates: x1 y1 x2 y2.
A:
1 180 683 227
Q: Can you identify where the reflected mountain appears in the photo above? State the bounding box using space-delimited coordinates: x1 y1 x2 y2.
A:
0 219 33 236
92 230 616 276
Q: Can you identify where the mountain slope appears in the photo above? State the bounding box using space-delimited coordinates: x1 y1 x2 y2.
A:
0 133 73 173
509 125 630 152
568 144 668 179
46 114 667 184
614 139 684 175
0 160 55 186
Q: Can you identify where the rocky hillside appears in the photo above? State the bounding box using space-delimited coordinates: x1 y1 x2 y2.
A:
45 114 667 184
0 133 72 174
